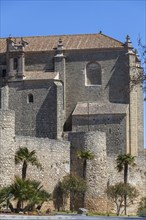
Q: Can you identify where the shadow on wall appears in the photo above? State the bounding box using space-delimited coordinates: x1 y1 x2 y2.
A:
36 84 57 139
106 54 129 104
0 89 1 109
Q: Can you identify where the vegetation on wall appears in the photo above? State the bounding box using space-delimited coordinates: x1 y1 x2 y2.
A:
116 153 136 215
77 149 95 179
15 147 42 180
0 147 50 213
137 197 146 217
0 177 50 213
106 182 138 216
53 173 86 212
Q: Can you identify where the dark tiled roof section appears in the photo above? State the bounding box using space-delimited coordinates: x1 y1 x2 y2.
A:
73 102 128 115
0 33 124 53
24 71 59 80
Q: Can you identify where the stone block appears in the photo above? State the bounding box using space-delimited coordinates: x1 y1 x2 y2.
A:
77 208 88 215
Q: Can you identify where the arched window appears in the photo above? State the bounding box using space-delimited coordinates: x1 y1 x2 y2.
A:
85 62 101 86
28 94 33 103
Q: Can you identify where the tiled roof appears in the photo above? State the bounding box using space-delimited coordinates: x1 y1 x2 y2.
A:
0 33 124 53
73 102 128 115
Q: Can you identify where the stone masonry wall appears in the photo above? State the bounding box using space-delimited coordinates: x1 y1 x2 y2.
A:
137 85 144 155
107 155 146 215
67 130 146 214
25 52 54 72
15 136 70 193
8 80 59 139
67 131 108 213
0 110 15 187
72 114 127 155
65 49 129 127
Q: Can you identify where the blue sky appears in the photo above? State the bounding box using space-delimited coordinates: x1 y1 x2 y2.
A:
0 0 145 47
0 0 146 148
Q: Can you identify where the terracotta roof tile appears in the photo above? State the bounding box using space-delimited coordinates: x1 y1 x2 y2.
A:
0 33 124 53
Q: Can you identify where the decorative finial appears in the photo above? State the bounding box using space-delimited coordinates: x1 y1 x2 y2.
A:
20 37 28 47
134 49 141 66
57 38 63 49
126 35 130 41
58 38 62 45
54 38 64 57
125 35 133 49
56 38 64 51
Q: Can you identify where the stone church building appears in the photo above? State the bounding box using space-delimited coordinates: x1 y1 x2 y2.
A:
0 33 145 214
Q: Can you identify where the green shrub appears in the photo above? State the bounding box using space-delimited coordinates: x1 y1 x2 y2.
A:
138 208 146 217
137 197 146 217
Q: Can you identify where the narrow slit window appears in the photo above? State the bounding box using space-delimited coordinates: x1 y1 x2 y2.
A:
28 94 34 103
2 69 6 77
14 58 18 70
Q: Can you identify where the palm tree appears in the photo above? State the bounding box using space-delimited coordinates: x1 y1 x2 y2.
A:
116 153 136 215
77 149 94 208
0 176 50 213
10 176 32 211
15 147 42 180
23 179 51 211
77 149 94 179
116 153 136 184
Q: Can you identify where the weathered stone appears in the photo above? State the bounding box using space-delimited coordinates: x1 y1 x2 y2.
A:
78 208 88 215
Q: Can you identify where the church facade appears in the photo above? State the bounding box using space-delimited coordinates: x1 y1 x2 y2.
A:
0 33 145 214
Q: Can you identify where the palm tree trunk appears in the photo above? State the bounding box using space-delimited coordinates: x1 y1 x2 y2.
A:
124 164 128 215
16 200 22 213
22 161 27 180
83 160 86 179
83 159 87 207
124 164 128 184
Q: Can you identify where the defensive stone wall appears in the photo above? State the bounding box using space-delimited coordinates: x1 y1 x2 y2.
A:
137 85 144 155
107 155 146 214
67 131 108 213
15 136 70 192
66 130 146 214
0 110 15 187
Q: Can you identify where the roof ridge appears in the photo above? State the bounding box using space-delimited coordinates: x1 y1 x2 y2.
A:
0 33 101 39
0 33 125 53
0 32 124 44
100 33 124 44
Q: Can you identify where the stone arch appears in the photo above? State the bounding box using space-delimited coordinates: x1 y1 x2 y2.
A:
85 62 101 86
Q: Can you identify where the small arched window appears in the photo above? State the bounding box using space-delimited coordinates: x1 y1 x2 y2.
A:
85 62 101 86
28 94 34 103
